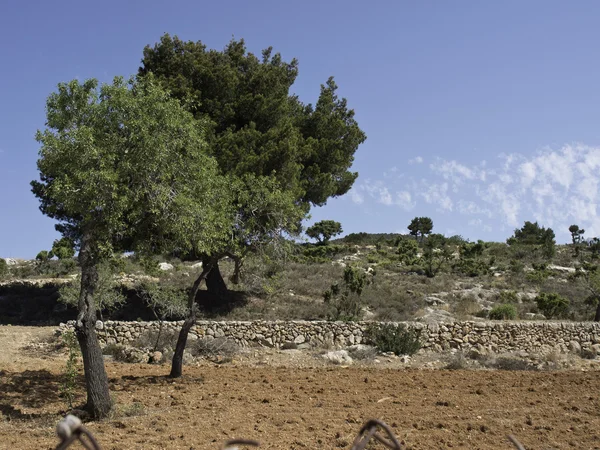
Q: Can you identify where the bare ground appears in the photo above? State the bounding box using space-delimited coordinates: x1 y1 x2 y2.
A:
1 326 600 449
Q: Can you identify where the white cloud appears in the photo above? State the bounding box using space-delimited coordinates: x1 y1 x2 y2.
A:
457 200 492 217
395 190 415 210
349 143 600 242
415 144 600 239
421 182 453 211
349 188 364 204
349 180 415 210
378 187 393 205
429 159 487 195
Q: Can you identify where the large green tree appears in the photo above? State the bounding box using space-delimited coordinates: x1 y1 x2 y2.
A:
32 76 231 416
139 34 366 296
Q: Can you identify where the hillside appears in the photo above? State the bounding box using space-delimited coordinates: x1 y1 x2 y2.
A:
1 233 597 325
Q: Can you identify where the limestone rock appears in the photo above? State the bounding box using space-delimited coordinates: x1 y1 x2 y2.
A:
322 350 353 365
150 351 163 364
569 340 582 354
425 296 446 306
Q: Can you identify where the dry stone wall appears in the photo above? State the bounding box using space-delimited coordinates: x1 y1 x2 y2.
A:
58 320 600 354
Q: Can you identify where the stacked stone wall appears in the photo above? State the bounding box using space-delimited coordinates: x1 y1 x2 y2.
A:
57 320 600 353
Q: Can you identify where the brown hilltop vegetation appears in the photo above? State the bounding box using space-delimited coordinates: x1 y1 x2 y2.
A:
1 326 600 449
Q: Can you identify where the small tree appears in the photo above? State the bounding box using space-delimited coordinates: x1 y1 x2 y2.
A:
571 263 600 321
306 220 343 245
136 282 187 352
422 234 452 277
454 240 490 277
407 217 433 243
535 292 570 319
36 250 50 262
323 265 370 321
569 224 585 245
507 221 555 259
397 238 419 265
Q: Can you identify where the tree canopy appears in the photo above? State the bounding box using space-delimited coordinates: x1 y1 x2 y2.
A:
507 221 555 258
32 76 232 259
306 220 343 244
407 217 433 242
138 34 366 297
139 34 366 209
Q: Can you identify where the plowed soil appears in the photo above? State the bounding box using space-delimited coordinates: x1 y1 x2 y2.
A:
1 326 599 449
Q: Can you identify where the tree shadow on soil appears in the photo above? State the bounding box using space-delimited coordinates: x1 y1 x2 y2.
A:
0 369 67 420
111 374 204 389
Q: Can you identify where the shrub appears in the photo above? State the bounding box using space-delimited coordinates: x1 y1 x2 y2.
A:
445 352 469 370
507 221 556 259
323 265 370 321
397 239 419 265
509 259 524 274
190 337 239 359
488 304 518 320
526 263 551 285
301 244 344 262
498 290 519 304
535 292 570 319
453 258 490 277
347 345 378 361
36 250 50 262
60 330 81 409
364 323 421 356
481 356 538 371
0 258 8 278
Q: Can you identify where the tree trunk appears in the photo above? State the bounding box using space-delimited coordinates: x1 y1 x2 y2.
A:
226 252 243 285
170 262 212 378
205 259 228 298
76 234 112 418
595 302 600 322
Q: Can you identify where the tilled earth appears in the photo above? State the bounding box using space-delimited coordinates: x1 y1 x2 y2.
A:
0 327 599 449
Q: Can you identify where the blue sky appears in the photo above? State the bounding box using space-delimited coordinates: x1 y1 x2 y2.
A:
2 1 600 258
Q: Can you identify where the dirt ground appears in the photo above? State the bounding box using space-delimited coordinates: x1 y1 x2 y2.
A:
1 326 600 449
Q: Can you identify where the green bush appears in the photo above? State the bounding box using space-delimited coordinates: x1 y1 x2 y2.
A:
301 244 343 262
509 259 525 274
36 250 50 262
498 290 519 304
488 304 518 320
397 239 419 265
364 323 421 356
323 265 370 321
454 258 490 277
0 258 8 278
535 292 570 319
35 258 77 277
